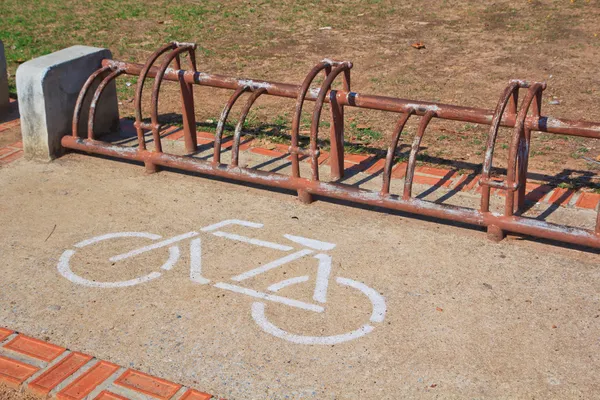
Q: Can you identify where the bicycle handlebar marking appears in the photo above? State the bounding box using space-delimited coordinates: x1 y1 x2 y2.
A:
57 219 387 345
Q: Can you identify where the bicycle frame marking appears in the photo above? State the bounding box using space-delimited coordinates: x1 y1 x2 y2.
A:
57 219 387 345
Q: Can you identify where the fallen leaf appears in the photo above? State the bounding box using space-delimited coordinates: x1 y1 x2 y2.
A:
411 42 426 49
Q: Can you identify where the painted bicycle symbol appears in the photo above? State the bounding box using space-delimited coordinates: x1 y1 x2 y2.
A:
57 219 386 345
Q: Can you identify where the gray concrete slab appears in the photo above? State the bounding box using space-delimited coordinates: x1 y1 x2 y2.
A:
0 155 598 399
16 46 119 161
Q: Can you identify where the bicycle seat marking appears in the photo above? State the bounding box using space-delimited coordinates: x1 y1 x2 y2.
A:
57 219 387 345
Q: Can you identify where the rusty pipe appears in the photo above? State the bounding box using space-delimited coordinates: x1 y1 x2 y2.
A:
104 59 600 140
382 110 414 195
403 111 436 200
61 136 600 249
232 88 267 167
87 69 124 140
72 65 112 138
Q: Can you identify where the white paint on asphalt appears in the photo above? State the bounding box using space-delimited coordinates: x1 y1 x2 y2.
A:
267 276 310 292
211 231 293 251
109 231 199 262
313 253 332 303
214 282 324 313
283 234 336 251
57 219 387 344
251 302 375 345
337 277 387 323
231 249 313 281
189 238 209 284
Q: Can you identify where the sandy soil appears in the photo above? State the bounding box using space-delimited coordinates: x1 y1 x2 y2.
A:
0 385 37 400
0 156 598 399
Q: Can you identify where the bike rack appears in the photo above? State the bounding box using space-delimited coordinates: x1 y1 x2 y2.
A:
62 42 600 249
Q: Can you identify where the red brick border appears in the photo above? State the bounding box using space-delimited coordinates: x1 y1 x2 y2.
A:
0 328 220 399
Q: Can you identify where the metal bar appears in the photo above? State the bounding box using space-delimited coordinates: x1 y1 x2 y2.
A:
291 61 331 180
382 110 413 195
175 49 198 153
505 83 546 216
517 88 542 211
72 65 112 138
481 82 521 213
309 62 352 181
232 88 267 167
403 111 436 200
104 60 600 139
133 42 176 154
328 68 351 180
61 136 600 249
87 69 124 140
150 45 195 155
213 86 249 165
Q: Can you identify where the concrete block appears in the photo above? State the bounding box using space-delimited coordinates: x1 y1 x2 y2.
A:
0 40 8 111
16 46 119 161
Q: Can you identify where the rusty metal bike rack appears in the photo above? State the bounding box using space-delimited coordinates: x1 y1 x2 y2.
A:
62 42 600 249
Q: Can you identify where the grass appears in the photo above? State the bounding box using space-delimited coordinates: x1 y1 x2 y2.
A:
1 0 599 178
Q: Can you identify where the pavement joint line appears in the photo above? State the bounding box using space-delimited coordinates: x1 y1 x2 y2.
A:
170 386 190 400
0 148 20 159
0 333 18 346
23 350 72 386
86 367 127 400
48 358 100 397
106 383 159 400
0 329 218 399
0 345 49 370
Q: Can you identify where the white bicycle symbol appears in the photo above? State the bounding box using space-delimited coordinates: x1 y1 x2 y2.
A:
57 219 386 345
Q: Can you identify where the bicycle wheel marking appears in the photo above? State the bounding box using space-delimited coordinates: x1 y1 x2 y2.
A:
59 232 179 288
109 231 199 262
74 232 162 248
337 277 387 323
251 302 375 345
59 250 162 288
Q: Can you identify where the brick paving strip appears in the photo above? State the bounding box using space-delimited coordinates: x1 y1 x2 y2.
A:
0 327 216 400
1 117 599 212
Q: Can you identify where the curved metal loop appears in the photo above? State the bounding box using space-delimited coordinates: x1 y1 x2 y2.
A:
381 110 414 195
504 82 545 216
290 61 333 178
213 86 250 165
72 65 113 138
308 62 353 181
149 44 196 153
134 42 178 150
231 88 267 167
87 69 125 140
402 111 436 200
480 80 523 212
